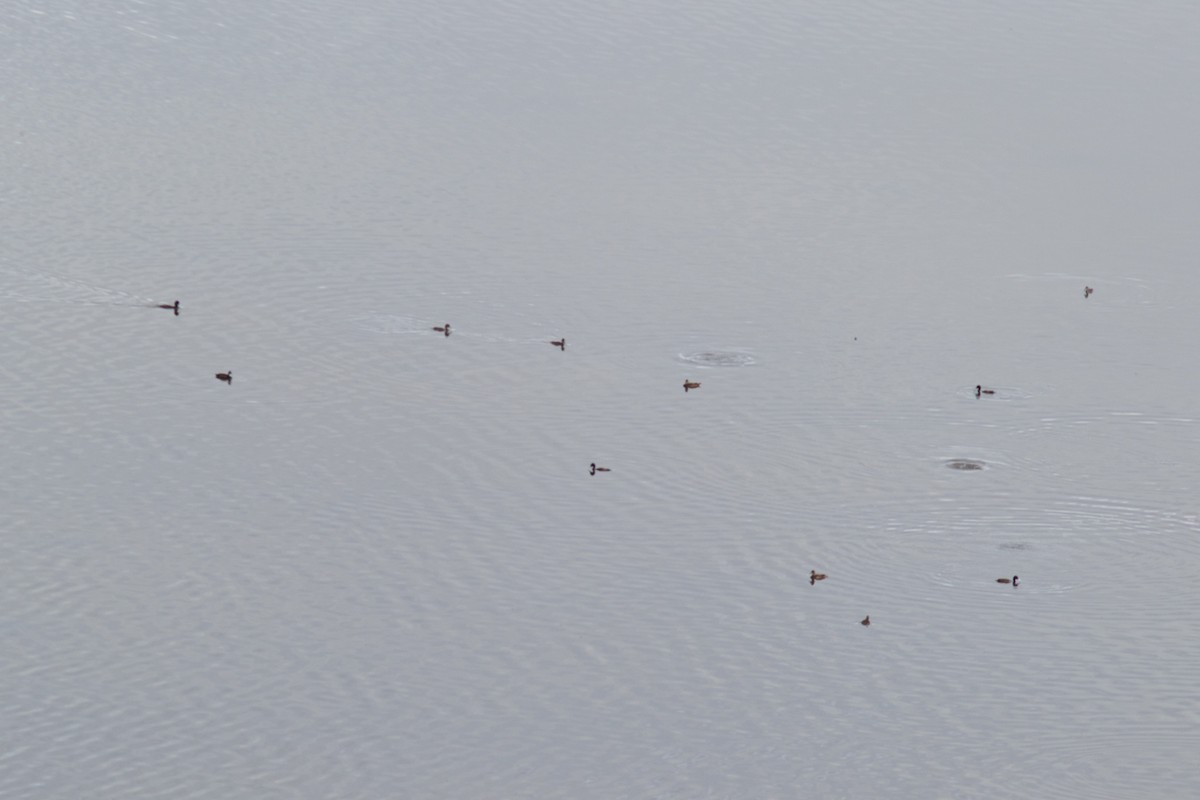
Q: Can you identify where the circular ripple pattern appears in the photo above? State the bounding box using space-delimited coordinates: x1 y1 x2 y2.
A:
676 350 757 368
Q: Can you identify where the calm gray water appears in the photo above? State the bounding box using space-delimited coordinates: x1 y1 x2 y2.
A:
3 2 1199 797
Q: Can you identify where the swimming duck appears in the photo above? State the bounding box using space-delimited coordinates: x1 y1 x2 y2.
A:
215 371 232 384
1084 286 1093 298
996 575 1019 586
550 339 565 351
590 463 611 475
975 385 995 397
810 570 827 583
683 380 701 392
432 323 451 336
158 300 180 315
860 615 871 626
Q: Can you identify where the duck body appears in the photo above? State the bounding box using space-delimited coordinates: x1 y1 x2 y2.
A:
433 323 451 336
996 575 1019 586
158 300 180 315
861 615 871 626
215 371 232 384
810 570 827 584
550 339 565 350
683 380 700 392
975 385 995 397
589 463 611 475
1084 286 1094 298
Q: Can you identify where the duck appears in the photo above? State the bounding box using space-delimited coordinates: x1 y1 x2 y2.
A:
157 300 180 315
550 339 565 351
683 380 701 392
860 615 871 626
975 385 995 397
1084 286 1094 298
996 575 1019 586
432 323 451 336
589 463 611 475
215 371 232 384
809 570 827 583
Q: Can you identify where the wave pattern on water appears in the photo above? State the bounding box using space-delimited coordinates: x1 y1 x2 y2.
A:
5 1 1200 798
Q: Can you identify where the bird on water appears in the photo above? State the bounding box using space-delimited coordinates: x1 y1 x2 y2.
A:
215 371 232 384
433 323 451 336
861 615 871 626
157 300 180 315
683 380 700 392
810 570 827 584
550 339 565 351
975 385 995 397
996 575 1019 586
590 463 610 475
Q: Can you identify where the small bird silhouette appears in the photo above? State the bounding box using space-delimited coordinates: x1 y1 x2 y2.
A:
550 339 565 351
975 385 995 397
996 575 1019 586
215 371 232 384
860 615 871 626
432 323 451 336
590 463 611 475
157 300 180 315
810 570 827 585
1084 286 1093 298
683 380 700 392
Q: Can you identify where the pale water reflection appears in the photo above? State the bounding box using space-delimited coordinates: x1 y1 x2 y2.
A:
3 1 1200 798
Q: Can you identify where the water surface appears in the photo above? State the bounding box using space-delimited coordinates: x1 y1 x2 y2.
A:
3 2 1199 798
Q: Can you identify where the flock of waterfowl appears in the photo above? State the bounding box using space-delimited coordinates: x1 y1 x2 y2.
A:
759 287 1093 626
169 283 1094 627
788 281 1080 626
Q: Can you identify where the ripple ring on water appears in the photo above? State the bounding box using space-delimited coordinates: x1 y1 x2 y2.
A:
677 350 756 368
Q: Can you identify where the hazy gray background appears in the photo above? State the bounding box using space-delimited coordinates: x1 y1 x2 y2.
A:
3 2 1199 797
